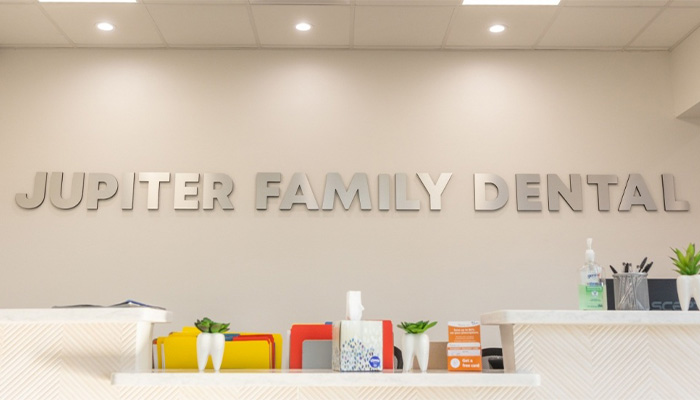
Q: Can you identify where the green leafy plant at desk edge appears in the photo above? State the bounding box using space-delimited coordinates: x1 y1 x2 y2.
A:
671 243 700 275
195 317 230 333
397 321 437 334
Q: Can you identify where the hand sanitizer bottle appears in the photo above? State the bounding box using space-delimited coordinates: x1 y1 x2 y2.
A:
578 238 607 310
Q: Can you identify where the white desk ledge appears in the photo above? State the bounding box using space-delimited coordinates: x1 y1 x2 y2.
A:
481 309 700 326
112 370 540 388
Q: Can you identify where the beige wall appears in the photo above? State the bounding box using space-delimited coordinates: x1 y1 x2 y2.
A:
1 49 699 347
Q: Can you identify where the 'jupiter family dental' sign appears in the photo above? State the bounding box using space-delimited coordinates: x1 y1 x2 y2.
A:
14 171 690 212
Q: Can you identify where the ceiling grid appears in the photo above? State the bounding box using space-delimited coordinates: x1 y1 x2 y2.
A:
1 0 700 50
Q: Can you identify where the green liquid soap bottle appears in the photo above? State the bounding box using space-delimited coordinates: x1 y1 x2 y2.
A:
578 238 607 310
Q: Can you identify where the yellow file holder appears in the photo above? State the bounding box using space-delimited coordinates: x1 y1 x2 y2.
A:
157 327 282 370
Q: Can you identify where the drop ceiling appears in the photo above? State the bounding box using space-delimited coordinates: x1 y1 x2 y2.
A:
1 0 700 50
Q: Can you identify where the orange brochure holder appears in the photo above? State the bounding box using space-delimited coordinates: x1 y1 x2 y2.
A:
289 321 394 370
447 321 482 372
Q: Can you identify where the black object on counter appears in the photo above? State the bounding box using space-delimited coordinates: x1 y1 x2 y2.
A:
605 279 698 311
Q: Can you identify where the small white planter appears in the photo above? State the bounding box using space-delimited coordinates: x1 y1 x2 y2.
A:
402 332 430 373
196 332 225 372
677 275 696 311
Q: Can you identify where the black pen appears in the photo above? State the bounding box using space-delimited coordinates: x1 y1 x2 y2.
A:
610 265 618 274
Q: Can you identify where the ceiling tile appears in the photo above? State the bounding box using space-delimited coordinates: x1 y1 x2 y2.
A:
354 6 453 48
669 0 700 6
538 7 660 48
446 6 557 48
252 5 351 47
41 3 163 46
0 4 69 46
629 7 700 48
147 4 256 46
562 0 668 5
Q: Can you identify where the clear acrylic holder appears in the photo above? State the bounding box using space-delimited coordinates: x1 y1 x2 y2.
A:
613 272 649 310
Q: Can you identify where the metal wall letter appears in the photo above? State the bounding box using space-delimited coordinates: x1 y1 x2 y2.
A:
122 173 135 210
587 174 618 211
515 174 542 211
256 173 281 210
174 173 200 210
203 173 234 210
395 173 420 211
86 173 118 210
322 173 371 210
139 172 170 210
547 174 583 211
280 173 319 210
378 174 391 211
661 174 689 211
417 173 452 211
619 174 657 211
15 172 47 209
474 173 508 211
49 172 85 210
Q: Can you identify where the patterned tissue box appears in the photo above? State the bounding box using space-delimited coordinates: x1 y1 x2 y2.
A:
331 320 383 372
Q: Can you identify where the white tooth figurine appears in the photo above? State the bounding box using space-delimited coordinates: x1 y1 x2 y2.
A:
346 291 364 321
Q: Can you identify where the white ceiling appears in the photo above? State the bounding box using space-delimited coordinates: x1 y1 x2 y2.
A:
1 0 700 50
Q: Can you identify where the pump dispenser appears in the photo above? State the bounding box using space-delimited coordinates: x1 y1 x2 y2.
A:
578 238 607 310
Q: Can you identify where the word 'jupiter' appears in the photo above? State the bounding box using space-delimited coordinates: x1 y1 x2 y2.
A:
15 172 234 210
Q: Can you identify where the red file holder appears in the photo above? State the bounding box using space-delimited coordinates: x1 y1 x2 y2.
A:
289 321 394 370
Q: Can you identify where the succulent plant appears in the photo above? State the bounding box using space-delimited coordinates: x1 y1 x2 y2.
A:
396 320 437 334
195 317 230 333
671 243 700 275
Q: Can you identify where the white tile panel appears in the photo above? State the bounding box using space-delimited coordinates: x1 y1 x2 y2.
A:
0 4 69 46
41 3 164 46
147 4 256 46
630 7 700 48
354 6 453 48
446 6 557 48
538 6 660 48
252 5 352 47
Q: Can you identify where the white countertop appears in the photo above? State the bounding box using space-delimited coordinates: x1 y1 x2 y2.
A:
0 308 172 323
481 310 700 326
112 370 540 388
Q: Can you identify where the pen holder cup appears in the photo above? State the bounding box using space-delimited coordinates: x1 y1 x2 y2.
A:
613 273 650 310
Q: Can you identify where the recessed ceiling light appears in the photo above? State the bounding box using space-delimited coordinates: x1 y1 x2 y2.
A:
463 0 559 4
96 22 115 32
489 24 506 33
295 22 312 32
39 0 136 3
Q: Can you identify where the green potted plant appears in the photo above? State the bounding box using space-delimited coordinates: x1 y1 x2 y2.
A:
670 243 700 311
194 317 230 372
397 321 437 373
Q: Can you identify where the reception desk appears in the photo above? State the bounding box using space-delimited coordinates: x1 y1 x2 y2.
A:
0 308 171 399
6 308 698 399
481 310 700 400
